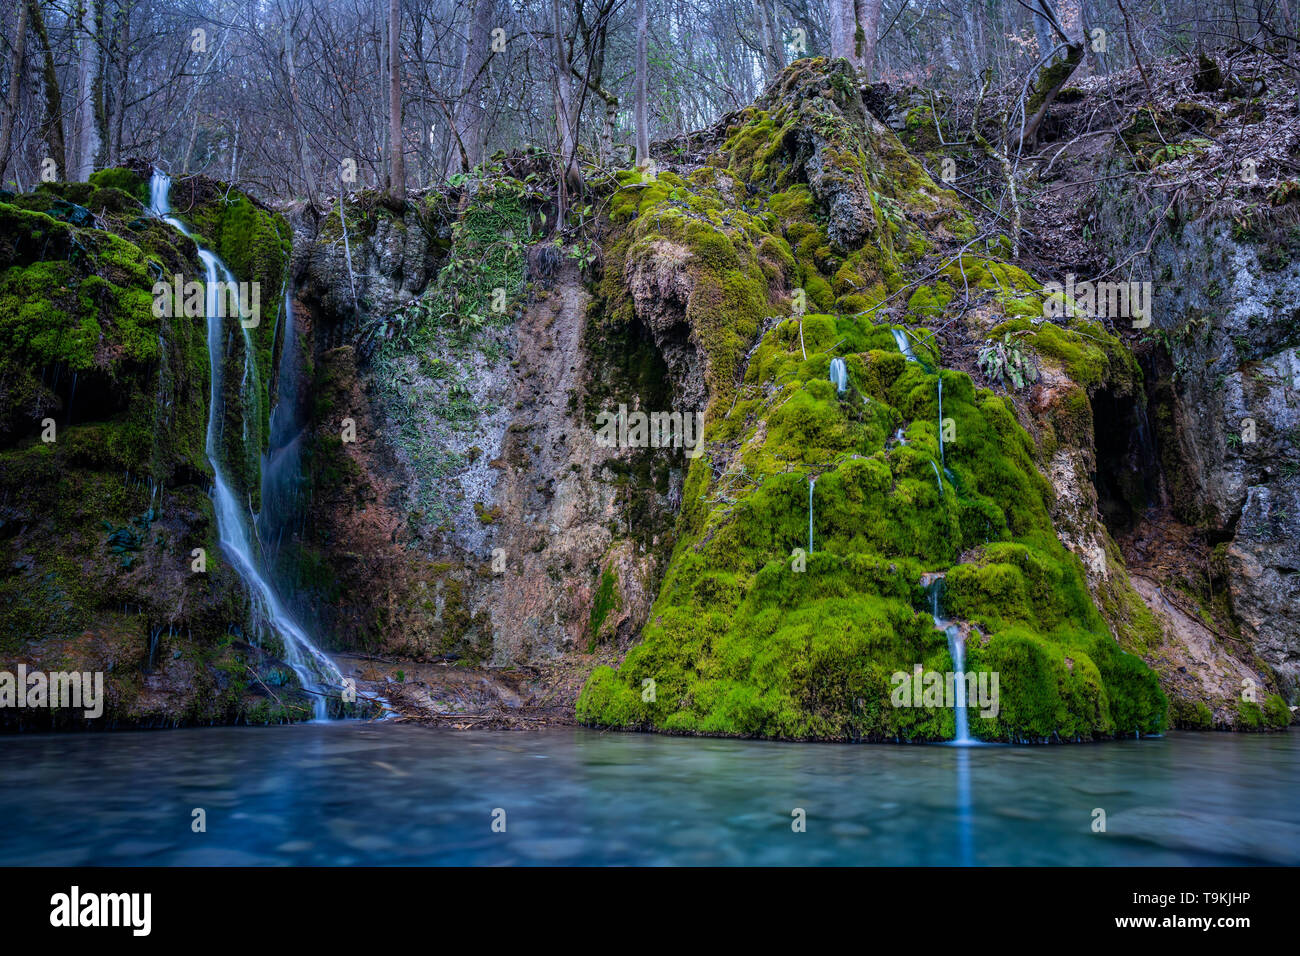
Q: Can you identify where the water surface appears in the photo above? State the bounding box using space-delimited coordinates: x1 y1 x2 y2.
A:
3 724 1297 865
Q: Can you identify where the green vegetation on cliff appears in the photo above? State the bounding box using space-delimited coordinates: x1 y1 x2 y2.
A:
579 315 1166 740
0 167 311 727
578 59 1167 742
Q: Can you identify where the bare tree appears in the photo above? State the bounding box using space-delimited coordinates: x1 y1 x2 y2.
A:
388 0 405 198
452 0 495 172
73 0 104 180
550 0 582 207
635 0 649 165
0 0 30 181
27 0 65 180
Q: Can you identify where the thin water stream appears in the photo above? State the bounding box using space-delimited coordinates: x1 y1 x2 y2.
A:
149 170 342 717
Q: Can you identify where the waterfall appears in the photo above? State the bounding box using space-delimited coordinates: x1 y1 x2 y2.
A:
807 476 815 554
828 357 847 395
257 293 309 577
924 575 974 745
937 376 945 470
149 169 342 719
945 624 971 744
891 328 917 361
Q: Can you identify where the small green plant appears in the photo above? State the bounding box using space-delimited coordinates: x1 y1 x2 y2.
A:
102 508 155 568
566 238 598 271
977 331 1039 390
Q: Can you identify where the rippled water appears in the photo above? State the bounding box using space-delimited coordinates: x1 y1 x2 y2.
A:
2 724 1297 865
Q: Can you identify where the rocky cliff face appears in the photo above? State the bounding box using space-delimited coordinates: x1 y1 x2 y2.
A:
1116 215 1300 701
1019 52 1299 728
263 170 686 715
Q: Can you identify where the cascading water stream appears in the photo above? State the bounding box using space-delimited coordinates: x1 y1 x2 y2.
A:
925 576 974 745
828 357 847 395
945 624 971 744
258 293 309 569
928 459 944 497
807 476 815 554
149 169 342 719
937 376 944 470
891 327 916 361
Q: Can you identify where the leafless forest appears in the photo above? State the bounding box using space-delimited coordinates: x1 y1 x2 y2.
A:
0 0 1295 203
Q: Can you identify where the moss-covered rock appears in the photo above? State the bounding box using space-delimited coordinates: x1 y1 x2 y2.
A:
0 168 311 729
578 60 1166 742
578 308 1167 740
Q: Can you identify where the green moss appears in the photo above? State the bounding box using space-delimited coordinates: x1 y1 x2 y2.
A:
1263 693 1293 729
578 303 1166 741
1170 696 1215 730
0 205 161 372
600 175 780 410
1235 698 1266 730
1233 694 1293 731
900 104 941 152
993 315 1142 395
588 566 621 647
906 282 953 318
87 167 147 204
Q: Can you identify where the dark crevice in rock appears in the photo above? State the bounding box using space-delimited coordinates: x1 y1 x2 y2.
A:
1090 384 1163 537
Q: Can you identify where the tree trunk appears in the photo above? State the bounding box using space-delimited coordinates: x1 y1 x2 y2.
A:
28 0 64 178
282 25 316 201
550 0 581 204
634 0 649 165
1032 5 1056 61
109 5 129 167
1017 42 1083 149
387 0 404 200
961 4 982 75
0 0 30 182
754 0 784 76
453 0 495 172
829 0 853 61
854 0 884 80
1080 0 1108 74
1030 0 1069 57
378 6 388 186
74 0 103 180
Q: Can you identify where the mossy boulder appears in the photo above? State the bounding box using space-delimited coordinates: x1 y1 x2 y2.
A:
578 313 1167 741
579 60 1165 743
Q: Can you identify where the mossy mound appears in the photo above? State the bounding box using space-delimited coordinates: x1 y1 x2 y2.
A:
578 314 1167 740
598 57 976 414
579 59 1166 743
